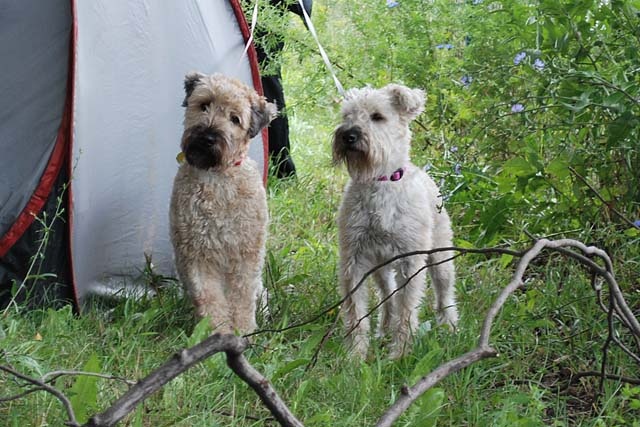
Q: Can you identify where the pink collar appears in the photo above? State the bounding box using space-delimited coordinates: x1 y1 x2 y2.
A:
232 154 246 167
376 167 405 182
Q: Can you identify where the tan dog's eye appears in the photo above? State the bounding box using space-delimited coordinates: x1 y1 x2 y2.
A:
200 103 209 112
230 115 241 126
371 112 385 122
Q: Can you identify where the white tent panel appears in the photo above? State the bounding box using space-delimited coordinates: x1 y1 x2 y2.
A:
72 0 264 302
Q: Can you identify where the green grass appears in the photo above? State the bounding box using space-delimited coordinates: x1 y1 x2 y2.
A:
2 1 640 425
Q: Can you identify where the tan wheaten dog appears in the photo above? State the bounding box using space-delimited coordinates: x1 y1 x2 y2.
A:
170 72 276 334
333 83 459 359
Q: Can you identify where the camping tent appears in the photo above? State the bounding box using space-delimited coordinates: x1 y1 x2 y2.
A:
0 0 268 308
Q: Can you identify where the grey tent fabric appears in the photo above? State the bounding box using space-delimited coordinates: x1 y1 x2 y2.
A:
0 0 71 237
0 0 267 308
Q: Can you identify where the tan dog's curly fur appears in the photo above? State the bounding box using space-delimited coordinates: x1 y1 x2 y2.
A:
170 73 276 333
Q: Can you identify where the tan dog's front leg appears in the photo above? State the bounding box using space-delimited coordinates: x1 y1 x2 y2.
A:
182 265 231 333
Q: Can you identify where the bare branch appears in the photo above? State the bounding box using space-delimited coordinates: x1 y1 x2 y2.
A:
375 347 497 427
569 166 640 230
227 352 304 427
85 333 248 426
565 370 640 388
246 246 524 338
375 238 640 426
41 370 136 387
0 386 46 403
85 333 301 427
0 364 80 427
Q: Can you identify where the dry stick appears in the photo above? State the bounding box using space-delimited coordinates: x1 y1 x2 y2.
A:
375 238 640 427
85 334 300 427
569 166 640 230
549 243 640 341
227 353 304 427
0 365 80 427
305 309 341 373
601 293 617 392
0 385 46 403
42 370 137 387
565 371 640 388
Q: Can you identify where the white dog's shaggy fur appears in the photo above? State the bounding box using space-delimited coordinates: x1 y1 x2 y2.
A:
170 72 276 334
333 83 459 359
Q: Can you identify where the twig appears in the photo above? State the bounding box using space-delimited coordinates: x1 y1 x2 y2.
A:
0 386 46 403
305 309 341 373
375 347 497 427
564 370 640 388
227 352 304 427
569 166 640 230
0 365 80 427
42 370 136 387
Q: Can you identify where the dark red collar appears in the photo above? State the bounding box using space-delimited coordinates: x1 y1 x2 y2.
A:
376 167 405 182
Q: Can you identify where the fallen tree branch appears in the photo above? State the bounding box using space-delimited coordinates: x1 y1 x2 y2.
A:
86 333 302 427
227 352 304 427
375 238 640 426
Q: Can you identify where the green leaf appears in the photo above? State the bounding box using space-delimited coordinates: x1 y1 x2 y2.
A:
624 227 640 238
187 317 213 347
272 358 310 381
499 253 514 268
410 348 444 384
410 387 445 427
502 157 537 177
546 157 571 181
69 353 101 424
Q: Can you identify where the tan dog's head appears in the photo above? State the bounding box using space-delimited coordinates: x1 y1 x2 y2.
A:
181 72 277 171
332 83 425 181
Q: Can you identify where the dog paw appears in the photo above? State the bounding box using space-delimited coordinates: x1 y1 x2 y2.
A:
388 338 411 360
347 335 369 359
436 306 459 331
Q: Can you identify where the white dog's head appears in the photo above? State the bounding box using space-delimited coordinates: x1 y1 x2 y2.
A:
332 83 425 181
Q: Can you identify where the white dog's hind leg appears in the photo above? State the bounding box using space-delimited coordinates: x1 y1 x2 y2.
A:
428 211 459 328
391 259 427 359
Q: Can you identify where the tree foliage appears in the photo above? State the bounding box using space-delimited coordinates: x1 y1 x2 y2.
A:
288 0 639 250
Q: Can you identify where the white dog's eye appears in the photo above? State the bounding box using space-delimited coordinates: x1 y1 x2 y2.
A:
200 103 209 112
371 112 385 122
230 114 241 126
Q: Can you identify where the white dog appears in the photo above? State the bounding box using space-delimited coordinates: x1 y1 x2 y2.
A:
332 83 459 359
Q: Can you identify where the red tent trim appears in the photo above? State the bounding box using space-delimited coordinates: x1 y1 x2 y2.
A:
0 12 75 258
229 0 270 185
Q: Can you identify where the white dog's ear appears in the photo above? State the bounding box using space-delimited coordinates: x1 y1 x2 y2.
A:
386 84 425 121
182 72 205 107
248 98 278 138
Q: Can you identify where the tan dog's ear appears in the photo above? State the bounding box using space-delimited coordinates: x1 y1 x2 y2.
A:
248 97 278 138
385 84 425 121
182 72 205 107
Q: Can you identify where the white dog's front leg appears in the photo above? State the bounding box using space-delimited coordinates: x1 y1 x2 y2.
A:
339 260 371 359
373 266 397 339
